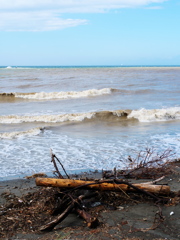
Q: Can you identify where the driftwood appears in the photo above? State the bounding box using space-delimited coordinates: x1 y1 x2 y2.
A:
36 177 170 195
39 192 99 231
75 208 99 228
39 201 75 231
36 150 174 232
140 176 165 185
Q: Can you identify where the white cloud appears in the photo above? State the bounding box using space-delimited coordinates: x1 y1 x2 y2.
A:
0 1 167 12
0 11 87 31
0 0 167 31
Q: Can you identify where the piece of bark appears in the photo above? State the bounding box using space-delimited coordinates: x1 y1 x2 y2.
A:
75 208 99 228
35 178 170 195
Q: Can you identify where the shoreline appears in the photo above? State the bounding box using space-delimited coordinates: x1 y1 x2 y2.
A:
0 168 98 182
1 157 180 182
0 163 180 239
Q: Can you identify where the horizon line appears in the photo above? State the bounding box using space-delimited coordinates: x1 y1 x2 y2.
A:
1 64 180 68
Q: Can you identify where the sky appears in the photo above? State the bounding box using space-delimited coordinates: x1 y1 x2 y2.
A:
0 0 180 66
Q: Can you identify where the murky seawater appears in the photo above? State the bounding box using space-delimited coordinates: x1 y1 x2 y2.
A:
0 66 180 178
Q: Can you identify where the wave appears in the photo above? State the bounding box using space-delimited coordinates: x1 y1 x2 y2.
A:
0 107 180 124
0 88 114 100
128 107 180 122
0 88 160 102
0 112 96 124
0 93 15 97
0 127 43 139
0 110 130 124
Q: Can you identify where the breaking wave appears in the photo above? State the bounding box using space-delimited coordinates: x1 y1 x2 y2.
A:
0 112 96 124
0 127 43 139
0 88 114 100
128 107 180 122
0 107 180 124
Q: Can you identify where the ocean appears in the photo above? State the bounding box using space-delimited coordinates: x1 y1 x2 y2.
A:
0 66 180 179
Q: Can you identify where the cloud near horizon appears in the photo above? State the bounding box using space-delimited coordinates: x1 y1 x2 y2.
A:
0 0 167 31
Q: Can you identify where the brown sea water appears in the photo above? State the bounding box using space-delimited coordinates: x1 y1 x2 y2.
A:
0 66 180 178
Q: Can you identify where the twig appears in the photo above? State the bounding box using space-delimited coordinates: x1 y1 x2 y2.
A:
139 176 165 185
50 149 64 179
116 184 130 199
53 154 70 179
39 192 99 231
39 201 74 231
139 205 165 232
124 148 175 178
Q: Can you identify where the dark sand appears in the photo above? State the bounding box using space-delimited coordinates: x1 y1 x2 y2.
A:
0 165 180 240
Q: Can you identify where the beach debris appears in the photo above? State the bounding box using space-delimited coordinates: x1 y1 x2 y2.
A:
114 148 176 179
39 191 99 231
1 149 179 239
34 150 173 232
25 173 47 179
35 176 170 231
35 177 170 195
117 206 124 210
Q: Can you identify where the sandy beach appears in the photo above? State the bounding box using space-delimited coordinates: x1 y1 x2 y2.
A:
1 1 180 239
0 163 180 240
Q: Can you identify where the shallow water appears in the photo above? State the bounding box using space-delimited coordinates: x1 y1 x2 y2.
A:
0 66 180 178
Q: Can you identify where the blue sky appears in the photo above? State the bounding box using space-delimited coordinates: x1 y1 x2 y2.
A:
0 0 180 66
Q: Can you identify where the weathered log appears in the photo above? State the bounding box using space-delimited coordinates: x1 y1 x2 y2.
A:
35 178 170 195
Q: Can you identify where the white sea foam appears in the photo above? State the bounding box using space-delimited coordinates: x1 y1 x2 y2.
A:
1 129 179 178
0 112 95 124
0 127 43 139
14 88 112 100
1 107 180 124
128 107 180 122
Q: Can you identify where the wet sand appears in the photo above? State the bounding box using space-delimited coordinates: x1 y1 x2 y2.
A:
0 165 180 240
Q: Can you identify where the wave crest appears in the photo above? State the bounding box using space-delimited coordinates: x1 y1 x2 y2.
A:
14 88 113 100
0 112 95 124
0 127 43 139
128 107 180 122
0 107 179 124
